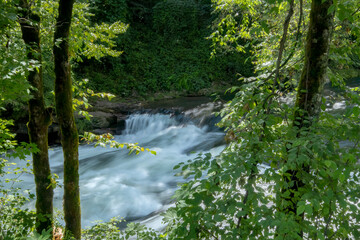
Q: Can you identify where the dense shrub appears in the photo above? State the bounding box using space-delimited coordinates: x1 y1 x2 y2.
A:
75 0 254 97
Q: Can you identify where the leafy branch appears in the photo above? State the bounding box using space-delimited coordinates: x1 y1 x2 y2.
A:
81 132 156 156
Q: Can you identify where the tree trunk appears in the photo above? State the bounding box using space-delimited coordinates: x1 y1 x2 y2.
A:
18 0 53 236
283 0 334 218
294 0 334 124
53 0 81 239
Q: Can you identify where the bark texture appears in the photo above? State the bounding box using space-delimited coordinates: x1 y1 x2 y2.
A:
53 0 81 239
284 0 334 217
18 0 53 235
294 0 334 124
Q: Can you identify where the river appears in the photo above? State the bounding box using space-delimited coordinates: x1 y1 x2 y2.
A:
6 101 226 230
4 77 359 231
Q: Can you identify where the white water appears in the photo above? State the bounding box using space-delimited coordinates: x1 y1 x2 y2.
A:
6 113 225 229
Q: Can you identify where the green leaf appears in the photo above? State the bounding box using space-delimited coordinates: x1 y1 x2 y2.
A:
324 160 337 170
353 106 360 117
297 205 305 215
327 4 336 15
305 205 313 215
321 104 326 111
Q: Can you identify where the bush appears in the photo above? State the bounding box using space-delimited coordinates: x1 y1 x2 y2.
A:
75 0 254 97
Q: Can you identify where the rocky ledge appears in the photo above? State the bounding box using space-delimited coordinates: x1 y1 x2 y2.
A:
13 96 223 145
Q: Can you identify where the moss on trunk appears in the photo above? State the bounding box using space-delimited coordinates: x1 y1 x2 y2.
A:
18 0 53 235
294 0 335 124
53 0 81 239
283 0 335 219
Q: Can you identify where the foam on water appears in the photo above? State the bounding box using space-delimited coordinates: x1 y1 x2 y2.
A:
4 113 225 228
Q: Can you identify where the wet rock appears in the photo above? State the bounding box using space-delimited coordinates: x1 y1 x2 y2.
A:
92 128 116 135
90 99 142 115
89 112 118 129
48 124 61 145
14 123 29 143
116 119 126 134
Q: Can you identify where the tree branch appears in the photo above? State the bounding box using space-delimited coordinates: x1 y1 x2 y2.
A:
273 0 295 89
351 6 360 16
278 0 304 74
265 0 303 82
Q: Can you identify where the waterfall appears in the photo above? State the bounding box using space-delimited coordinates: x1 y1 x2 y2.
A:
122 114 179 135
5 113 225 229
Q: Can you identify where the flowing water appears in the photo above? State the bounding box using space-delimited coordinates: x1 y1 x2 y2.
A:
4 77 359 230
6 107 225 230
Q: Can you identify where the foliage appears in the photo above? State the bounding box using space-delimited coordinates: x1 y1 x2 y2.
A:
82 217 125 240
81 132 156 155
0 0 31 107
77 0 254 97
161 79 360 239
0 119 39 239
1 0 359 239
153 0 199 38
89 0 128 23
72 78 115 121
37 0 128 62
210 0 307 89
1 0 127 116
156 0 360 239
38 0 128 105
1 0 151 238
328 0 360 80
82 217 162 240
211 0 360 88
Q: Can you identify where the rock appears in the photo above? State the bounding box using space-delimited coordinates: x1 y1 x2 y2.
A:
10 96 225 145
88 112 118 129
48 124 61 145
14 123 29 143
90 99 143 115
116 119 126 134
92 128 116 135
